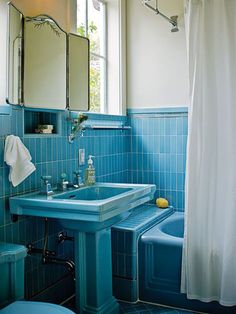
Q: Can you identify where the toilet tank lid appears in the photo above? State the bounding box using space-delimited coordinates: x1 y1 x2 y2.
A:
0 242 27 264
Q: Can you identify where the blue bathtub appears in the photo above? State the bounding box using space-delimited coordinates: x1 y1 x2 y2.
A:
139 212 236 314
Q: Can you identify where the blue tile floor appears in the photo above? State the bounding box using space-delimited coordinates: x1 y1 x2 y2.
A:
64 298 197 313
119 301 196 314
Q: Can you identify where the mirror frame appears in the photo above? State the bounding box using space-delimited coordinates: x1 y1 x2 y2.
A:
6 3 90 112
67 33 90 112
6 3 24 106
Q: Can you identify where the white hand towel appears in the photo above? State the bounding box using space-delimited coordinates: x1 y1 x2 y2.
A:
4 135 36 187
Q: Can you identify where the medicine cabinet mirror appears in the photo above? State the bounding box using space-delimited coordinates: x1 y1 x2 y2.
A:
68 33 90 112
24 15 67 109
7 3 90 112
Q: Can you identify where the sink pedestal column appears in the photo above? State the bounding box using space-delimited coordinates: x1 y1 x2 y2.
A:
74 228 119 314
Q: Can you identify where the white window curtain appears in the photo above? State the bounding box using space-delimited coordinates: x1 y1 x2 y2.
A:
181 0 236 306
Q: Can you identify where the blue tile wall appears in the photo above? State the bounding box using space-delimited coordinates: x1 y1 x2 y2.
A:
0 107 130 300
0 105 188 302
128 109 188 211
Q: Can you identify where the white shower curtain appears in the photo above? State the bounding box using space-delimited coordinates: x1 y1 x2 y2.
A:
181 0 236 306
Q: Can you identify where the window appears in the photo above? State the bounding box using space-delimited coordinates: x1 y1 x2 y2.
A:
77 0 126 115
77 0 107 113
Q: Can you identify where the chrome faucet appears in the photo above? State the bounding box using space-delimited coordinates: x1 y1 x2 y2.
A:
57 173 69 191
73 170 84 187
41 176 54 196
57 172 83 191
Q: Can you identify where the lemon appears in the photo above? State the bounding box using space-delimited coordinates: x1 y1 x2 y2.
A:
156 198 169 208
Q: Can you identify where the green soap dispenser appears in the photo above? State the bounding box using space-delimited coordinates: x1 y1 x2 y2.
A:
85 155 96 185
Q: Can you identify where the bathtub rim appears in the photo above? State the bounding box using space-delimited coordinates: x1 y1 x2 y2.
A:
140 212 184 246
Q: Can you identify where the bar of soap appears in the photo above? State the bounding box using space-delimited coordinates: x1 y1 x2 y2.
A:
156 198 169 208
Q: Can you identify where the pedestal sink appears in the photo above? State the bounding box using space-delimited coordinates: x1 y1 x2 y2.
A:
10 183 156 313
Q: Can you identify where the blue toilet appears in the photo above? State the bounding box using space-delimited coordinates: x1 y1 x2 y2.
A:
0 242 75 314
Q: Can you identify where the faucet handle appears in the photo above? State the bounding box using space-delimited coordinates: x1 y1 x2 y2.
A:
41 175 52 183
58 173 69 191
73 170 81 176
73 170 83 187
41 176 53 195
60 173 68 181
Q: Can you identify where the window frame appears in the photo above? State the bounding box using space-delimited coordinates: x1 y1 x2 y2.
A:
79 0 108 113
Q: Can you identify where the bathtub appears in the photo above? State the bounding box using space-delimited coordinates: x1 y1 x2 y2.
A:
139 212 184 300
138 212 236 314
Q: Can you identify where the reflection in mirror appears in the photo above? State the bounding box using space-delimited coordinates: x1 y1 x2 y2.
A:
23 16 67 109
7 4 23 105
68 34 90 111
